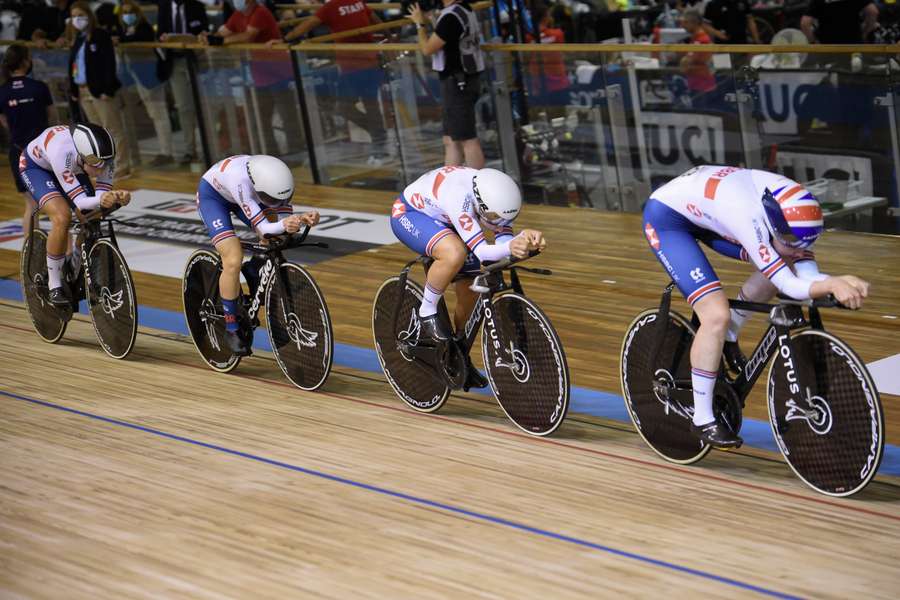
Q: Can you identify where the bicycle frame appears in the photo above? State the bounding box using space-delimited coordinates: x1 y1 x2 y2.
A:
651 283 821 408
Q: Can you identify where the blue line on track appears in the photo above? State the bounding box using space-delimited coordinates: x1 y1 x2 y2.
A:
0 388 801 599
2 276 899 477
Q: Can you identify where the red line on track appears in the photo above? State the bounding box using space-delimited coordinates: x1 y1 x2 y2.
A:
2 319 899 522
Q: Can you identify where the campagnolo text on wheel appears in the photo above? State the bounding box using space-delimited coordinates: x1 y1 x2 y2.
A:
373 165 570 436
19 122 138 359
620 165 883 496
181 154 334 391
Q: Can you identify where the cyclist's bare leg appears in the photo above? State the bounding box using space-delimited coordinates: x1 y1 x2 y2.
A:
420 234 466 318
453 277 478 333
42 197 71 291
216 236 243 301
690 290 730 426
22 193 35 234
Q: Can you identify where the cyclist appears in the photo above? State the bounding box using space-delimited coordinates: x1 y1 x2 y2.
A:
21 122 130 306
391 165 545 388
197 154 320 356
643 165 869 448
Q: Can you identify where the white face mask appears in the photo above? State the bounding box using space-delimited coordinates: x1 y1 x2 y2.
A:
45 0 56 7
72 16 89 31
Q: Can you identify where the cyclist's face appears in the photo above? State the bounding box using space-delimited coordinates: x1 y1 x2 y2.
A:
772 237 804 260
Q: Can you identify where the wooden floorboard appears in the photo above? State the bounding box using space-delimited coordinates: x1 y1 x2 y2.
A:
2 304 899 598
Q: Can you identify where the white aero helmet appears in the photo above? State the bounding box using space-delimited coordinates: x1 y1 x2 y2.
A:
70 122 116 166
472 168 522 224
247 155 294 206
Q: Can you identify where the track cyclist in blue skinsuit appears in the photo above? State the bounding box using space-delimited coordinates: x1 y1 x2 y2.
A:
643 165 870 448
390 165 545 388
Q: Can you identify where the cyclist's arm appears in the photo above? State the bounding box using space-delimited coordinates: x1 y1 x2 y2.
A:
446 191 512 262
50 150 102 211
239 185 287 236
698 233 751 262
793 249 829 282
737 217 815 299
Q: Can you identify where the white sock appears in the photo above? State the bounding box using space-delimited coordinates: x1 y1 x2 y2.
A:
725 291 749 343
691 367 717 426
418 282 443 318
46 253 65 289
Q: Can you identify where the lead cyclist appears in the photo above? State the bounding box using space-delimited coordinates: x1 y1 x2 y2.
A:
643 165 870 448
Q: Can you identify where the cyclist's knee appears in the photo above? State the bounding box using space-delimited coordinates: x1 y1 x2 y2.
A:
432 235 467 269
218 241 243 274
693 292 730 334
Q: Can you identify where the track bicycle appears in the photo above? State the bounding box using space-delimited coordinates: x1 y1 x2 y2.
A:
20 203 138 359
620 283 884 497
372 252 570 436
182 227 334 391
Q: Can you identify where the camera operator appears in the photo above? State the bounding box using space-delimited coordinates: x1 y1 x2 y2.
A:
408 0 485 169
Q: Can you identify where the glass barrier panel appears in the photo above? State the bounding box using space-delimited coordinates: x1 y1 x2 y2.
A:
193 48 312 181
31 47 75 121
742 50 899 234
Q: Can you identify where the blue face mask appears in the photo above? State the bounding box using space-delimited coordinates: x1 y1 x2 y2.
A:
232 0 247 12
122 13 138 26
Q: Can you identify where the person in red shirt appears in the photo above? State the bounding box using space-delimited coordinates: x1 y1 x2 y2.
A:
525 3 568 110
282 0 391 163
200 0 301 155
679 9 716 104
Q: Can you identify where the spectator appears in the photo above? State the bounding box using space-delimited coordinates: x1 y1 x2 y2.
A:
409 0 486 169
119 0 175 166
0 43 56 233
703 0 760 44
801 0 879 43
201 0 299 157
679 9 715 105
0 5 21 41
66 1 133 177
18 0 72 45
157 0 209 165
280 0 391 164
526 2 568 109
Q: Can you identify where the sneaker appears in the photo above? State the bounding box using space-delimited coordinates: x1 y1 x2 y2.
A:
48 286 70 307
463 355 489 390
691 420 743 449
417 314 451 346
366 153 389 167
225 329 251 356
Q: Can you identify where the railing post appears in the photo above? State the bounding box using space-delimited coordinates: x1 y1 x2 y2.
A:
291 49 326 185
186 50 212 167
875 89 900 220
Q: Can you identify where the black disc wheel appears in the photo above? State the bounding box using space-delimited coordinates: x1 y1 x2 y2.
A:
482 293 570 436
372 276 450 412
266 262 334 391
20 229 67 343
620 308 712 464
85 239 137 359
768 329 884 497
182 249 240 373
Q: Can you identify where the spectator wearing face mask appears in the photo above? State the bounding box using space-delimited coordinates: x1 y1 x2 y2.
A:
0 43 56 233
66 0 133 178
200 0 300 157
119 0 175 167
157 0 209 165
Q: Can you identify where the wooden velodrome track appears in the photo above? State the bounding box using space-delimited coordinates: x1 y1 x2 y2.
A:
2 166 900 597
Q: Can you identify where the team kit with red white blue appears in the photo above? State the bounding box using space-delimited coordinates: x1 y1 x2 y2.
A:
19 121 871 453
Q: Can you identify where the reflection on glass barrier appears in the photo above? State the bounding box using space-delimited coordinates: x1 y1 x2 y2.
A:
19 42 900 234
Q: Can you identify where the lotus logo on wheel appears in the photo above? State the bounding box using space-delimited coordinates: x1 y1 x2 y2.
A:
99 287 124 317
286 312 318 349
785 390 833 435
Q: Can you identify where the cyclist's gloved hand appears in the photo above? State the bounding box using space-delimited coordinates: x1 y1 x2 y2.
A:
827 275 870 310
510 229 547 258
100 191 118 209
282 214 303 233
113 190 132 206
299 210 320 227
